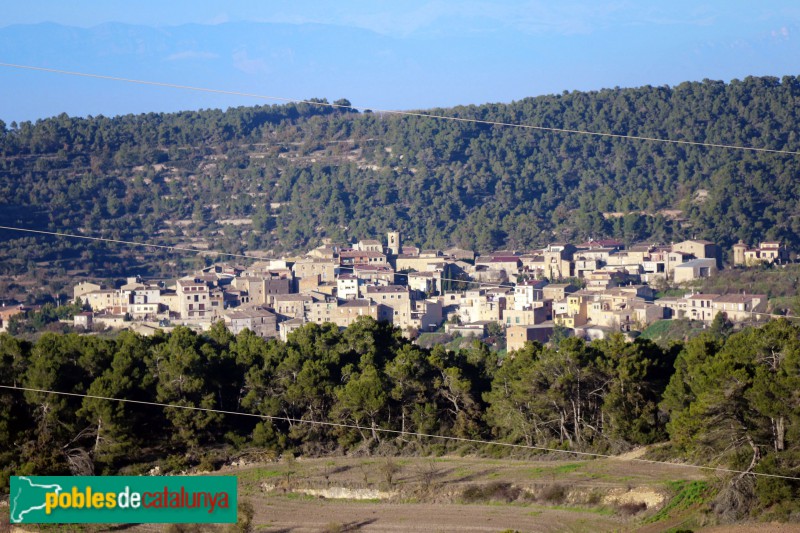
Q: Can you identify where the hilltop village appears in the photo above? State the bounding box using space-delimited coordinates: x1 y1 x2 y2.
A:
14 232 781 350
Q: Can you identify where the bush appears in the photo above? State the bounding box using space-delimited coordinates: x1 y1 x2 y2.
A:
226 500 254 533
752 453 800 519
586 490 603 505
461 482 521 503
382 458 402 487
538 483 567 503
617 501 647 516
161 454 189 474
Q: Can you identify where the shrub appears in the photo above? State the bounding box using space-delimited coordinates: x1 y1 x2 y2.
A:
618 501 647 516
539 484 567 503
462 482 521 503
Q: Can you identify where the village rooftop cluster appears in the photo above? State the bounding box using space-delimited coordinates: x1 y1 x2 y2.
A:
3 233 789 351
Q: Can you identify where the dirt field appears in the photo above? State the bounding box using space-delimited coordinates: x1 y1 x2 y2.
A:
251 498 623 532
8 454 767 533
230 454 708 533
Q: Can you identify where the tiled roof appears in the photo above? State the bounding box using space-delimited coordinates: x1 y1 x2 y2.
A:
340 299 375 308
686 293 721 300
366 285 407 293
340 250 385 258
714 294 766 303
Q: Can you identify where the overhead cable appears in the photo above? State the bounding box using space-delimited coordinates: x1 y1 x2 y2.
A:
3 384 797 482
1 62 798 156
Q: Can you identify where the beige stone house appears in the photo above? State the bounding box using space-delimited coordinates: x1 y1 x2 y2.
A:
541 244 575 280
410 298 443 332
307 245 338 260
84 289 126 313
395 255 447 273
279 317 307 342
273 293 315 320
673 258 717 284
504 305 549 328
225 307 278 338
405 271 441 296
73 311 93 329
357 239 384 252
456 289 507 324
543 283 577 301
339 250 387 266
292 258 337 284
444 247 475 262
673 239 719 264
307 298 380 328
475 255 522 278
366 285 412 328
176 279 212 320
733 241 790 266
712 294 767 322
73 281 102 301
233 274 292 307
507 324 555 352
353 264 395 285
656 292 766 324
685 294 720 322
554 290 592 328
585 269 626 291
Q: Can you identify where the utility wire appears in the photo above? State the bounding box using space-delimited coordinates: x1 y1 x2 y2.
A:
0 224 510 289
1 62 799 156
0 225 256 260
3 223 800 318
2 384 798 481
1 66 795 481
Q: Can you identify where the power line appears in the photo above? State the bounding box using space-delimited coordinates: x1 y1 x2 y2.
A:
2 384 797 482
0 224 510 289
1 62 798 156
0 225 256 260
4 224 800 317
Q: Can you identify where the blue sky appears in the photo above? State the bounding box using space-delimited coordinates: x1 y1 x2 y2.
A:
1 1 799 121
3 1 797 38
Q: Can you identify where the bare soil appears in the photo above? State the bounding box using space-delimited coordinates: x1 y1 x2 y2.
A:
233 454 706 533
252 498 622 532
9 454 736 533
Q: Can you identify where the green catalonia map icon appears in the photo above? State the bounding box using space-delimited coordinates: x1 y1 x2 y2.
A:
10 476 64 523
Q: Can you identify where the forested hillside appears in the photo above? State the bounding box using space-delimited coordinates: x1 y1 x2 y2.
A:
2 318 799 520
1 76 800 281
